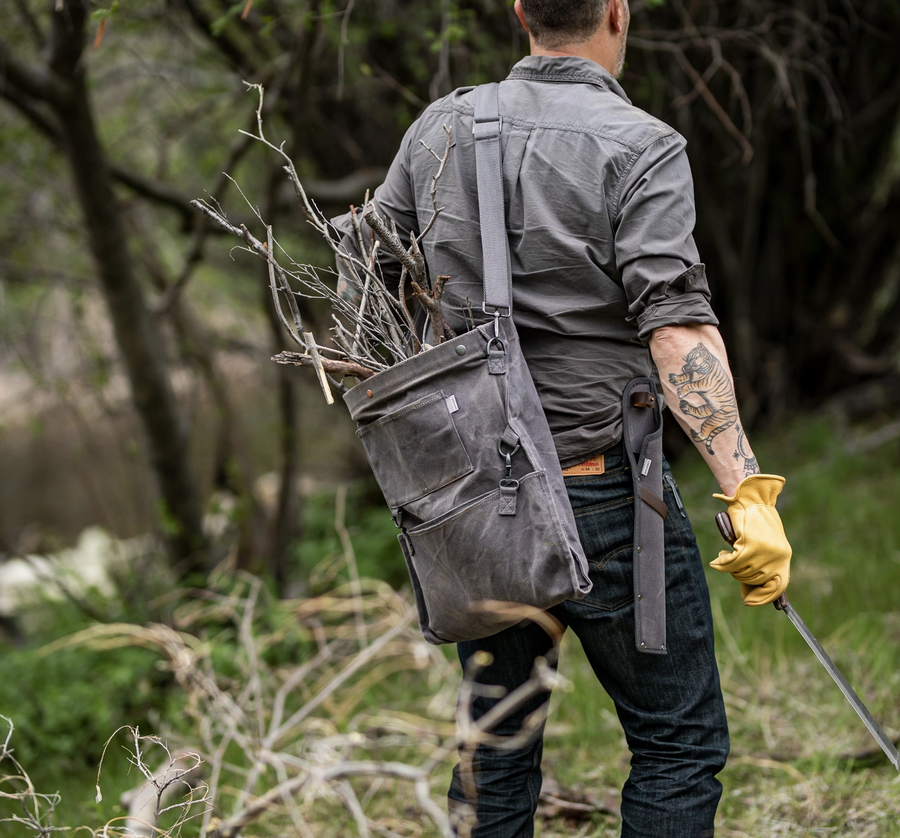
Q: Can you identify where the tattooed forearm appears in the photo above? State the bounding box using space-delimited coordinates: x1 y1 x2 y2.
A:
734 426 760 476
668 343 738 455
650 324 757 495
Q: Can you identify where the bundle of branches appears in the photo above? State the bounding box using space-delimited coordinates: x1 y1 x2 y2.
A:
191 85 457 406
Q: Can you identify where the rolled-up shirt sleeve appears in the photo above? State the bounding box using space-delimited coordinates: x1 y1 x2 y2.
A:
614 132 718 344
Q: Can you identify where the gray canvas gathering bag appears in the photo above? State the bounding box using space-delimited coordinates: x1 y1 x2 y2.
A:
343 83 592 644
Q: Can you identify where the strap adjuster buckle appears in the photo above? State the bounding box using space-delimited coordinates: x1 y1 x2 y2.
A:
473 115 502 137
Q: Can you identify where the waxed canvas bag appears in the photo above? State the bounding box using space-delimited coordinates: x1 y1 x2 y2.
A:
343 84 591 645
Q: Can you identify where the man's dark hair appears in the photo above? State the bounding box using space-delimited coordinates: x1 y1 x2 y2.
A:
519 0 610 48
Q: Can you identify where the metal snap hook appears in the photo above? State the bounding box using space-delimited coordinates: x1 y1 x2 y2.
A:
498 438 520 481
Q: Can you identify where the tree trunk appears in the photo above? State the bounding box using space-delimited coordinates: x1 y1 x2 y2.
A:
45 3 205 571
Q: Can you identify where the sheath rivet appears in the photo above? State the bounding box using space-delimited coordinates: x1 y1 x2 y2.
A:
636 546 642 553
456 345 467 356
366 389 374 398
661 645 666 651
640 642 646 649
637 594 642 601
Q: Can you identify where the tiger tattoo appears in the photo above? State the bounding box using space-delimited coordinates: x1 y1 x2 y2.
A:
668 343 738 455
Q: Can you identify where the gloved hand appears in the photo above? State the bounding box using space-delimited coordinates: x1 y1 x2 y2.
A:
711 474 792 606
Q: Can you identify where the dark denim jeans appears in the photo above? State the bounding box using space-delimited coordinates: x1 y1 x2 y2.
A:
448 443 729 838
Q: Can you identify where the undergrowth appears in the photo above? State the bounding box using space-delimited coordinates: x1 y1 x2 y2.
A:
0 415 897 837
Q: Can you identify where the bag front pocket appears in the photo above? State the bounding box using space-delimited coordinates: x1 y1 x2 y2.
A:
403 470 576 643
357 391 474 509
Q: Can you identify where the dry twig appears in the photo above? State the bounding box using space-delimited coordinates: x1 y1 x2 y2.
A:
192 84 459 402
26 499 574 838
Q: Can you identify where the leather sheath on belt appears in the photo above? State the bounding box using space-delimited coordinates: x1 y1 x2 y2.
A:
622 377 668 656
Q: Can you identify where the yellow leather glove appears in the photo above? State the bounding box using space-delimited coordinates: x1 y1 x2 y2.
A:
711 474 792 606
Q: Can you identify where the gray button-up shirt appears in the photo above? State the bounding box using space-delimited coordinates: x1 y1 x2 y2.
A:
333 55 718 466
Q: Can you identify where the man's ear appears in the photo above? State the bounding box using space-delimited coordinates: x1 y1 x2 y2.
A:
609 0 627 34
514 0 530 33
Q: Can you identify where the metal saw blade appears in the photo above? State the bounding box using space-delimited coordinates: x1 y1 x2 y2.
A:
783 602 899 771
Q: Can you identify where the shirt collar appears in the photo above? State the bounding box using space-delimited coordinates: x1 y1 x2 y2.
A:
506 55 632 105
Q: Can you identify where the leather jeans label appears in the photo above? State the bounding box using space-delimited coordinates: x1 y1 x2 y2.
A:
562 453 606 476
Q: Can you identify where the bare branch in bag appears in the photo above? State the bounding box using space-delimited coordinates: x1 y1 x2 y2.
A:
297 331 365 382
362 205 423 282
192 85 460 397
418 124 456 244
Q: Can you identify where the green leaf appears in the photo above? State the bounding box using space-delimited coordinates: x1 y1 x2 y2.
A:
91 1 120 23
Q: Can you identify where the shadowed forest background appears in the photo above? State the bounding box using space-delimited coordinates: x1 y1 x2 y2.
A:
1 1 899 836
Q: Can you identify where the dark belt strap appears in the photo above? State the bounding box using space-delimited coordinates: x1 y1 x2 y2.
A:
622 377 668 656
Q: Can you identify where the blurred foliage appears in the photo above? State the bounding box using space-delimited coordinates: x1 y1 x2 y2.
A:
1 0 899 575
0 482 409 775
621 0 900 421
294 483 409 592
0 639 171 771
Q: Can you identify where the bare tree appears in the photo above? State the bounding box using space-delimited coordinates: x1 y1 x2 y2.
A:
0 2 206 570
627 0 900 422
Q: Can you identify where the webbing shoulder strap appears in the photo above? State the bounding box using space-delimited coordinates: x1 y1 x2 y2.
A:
473 83 513 316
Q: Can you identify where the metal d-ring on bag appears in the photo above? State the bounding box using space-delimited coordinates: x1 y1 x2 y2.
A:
343 83 592 645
